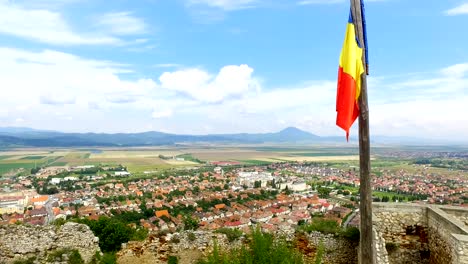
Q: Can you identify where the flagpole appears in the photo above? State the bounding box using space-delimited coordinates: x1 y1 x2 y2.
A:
350 0 374 263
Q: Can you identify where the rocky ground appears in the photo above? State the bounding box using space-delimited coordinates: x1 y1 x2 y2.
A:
0 222 101 264
117 230 358 264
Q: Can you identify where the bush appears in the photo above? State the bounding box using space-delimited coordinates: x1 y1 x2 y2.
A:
215 228 243 242
340 227 360 242
198 226 304 264
314 240 325 264
99 252 117 264
385 242 399 253
300 218 340 235
69 249 85 264
13 257 36 264
168 255 179 264
188 231 197 241
171 234 181 244
131 227 148 241
74 216 135 252
47 249 84 264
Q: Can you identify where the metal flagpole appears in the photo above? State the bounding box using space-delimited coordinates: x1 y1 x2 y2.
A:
350 0 374 263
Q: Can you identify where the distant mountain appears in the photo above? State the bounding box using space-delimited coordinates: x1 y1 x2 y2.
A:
0 127 322 147
0 126 463 147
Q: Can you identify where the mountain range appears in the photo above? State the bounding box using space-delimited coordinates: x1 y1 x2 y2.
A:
0 127 338 147
0 127 463 147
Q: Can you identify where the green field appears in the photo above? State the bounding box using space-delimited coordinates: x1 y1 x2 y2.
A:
0 162 39 174
20 155 46 160
1 145 466 178
291 152 357 157
341 186 415 201
238 159 274 165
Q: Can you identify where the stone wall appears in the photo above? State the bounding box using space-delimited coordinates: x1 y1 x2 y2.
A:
427 206 468 264
306 231 358 264
0 222 101 264
117 230 359 264
372 203 468 264
373 204 429 264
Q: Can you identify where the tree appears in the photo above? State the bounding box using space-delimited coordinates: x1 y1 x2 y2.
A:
254 181 262 188
317 187 331 198
183 215 199 230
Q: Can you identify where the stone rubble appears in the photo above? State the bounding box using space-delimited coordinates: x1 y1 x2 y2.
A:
0 222 101 264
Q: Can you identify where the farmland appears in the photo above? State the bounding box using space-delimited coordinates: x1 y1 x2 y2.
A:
1 144 466 176
0 145 362 176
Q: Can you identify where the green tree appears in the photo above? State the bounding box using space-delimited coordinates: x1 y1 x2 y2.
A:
184 215 199 230
317 187 331 198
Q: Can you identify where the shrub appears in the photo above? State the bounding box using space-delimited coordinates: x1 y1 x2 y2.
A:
314 240 325 264
47 249 84 264
198 226 304 264
13 257 36 264
385 242 399 253
171 234 181 244
99 252 117 264
69 249 85 264
168 255 179 264
187 231 197 241
300 218 340 235
215 228 243 242
340 227 360 242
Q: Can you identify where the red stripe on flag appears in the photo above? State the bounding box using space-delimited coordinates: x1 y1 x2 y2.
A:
336 67 360 141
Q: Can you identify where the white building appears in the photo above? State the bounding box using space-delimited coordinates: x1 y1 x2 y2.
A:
114 171 131 176
237 171 275 188
278 181 309 192
51 178 62 184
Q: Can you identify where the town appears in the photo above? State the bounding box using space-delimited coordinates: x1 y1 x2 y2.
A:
1 158 466 233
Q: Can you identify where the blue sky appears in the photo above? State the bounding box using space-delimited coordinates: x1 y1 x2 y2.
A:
0 0 467 141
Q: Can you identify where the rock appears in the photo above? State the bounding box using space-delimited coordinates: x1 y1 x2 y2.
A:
0 223 101 264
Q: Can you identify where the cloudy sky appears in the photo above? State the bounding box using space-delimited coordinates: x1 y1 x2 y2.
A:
0 0 467 141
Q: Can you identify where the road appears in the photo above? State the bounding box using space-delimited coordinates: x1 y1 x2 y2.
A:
343 209 359 228
44 196 55 224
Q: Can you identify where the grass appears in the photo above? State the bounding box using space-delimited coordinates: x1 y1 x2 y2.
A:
0 155 14 160
215 228 243 242
198 226 304 264
49 161 68 166
340 185 414 201
290 152 357 157
0 162 38 174
238 160 273 165
20 155 46 160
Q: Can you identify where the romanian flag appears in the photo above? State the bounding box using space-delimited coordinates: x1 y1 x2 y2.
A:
336 7 368 141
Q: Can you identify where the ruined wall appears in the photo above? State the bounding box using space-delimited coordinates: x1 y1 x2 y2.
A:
427 206 468 264
306 231 358 264
373 203 468 264
0 222 101 264
373 204 429 264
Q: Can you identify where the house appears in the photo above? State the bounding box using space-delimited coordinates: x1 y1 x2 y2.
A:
30 195 48 206
28 207 47 217
155 210 170 219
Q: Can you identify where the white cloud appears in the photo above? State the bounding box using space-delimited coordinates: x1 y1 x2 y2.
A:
154 63 182 68
96 12 147 35
298 0 343 5
0 0 120 45
159 65 260 103
0 47 158 131
0 45 466 140
298 0 386 5
40 94 76 105
152 109 173 119
186 0 257 11
445 3 468 16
